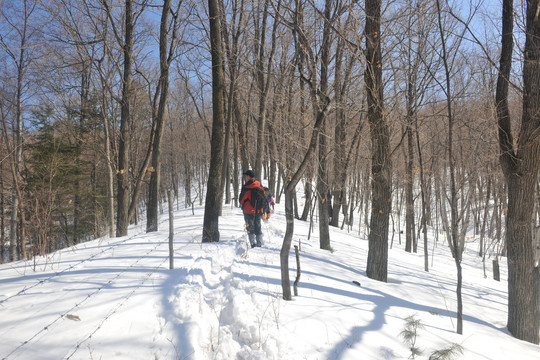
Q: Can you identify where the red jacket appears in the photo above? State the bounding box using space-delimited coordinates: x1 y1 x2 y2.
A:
239 179 264 214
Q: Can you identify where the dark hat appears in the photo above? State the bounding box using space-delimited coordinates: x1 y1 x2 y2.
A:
243 170 255 178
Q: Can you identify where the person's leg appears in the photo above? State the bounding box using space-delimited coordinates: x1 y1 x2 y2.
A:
244 214 256 247
254 215 263 246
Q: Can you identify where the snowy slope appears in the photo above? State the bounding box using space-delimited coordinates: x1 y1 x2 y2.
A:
0 201 539 359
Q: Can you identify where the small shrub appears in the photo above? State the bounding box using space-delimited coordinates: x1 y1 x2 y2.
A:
400 315 424 359
400 315 464 360
429 343 464 360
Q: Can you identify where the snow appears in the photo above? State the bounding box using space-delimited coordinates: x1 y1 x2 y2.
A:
1 200 539 359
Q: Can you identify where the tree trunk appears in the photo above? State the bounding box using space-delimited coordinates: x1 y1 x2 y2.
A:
219 0 248 173
317 121 330 250
479 176 492 257
281 103 326 299
316 0 332 251
11 32 27 260
104 102 116 238
331 112 346 228
219 87 231 211
405 81 415 253
218 0 232 208
281 186 295 300
202 0 226 243
496 0 540 344
234 90 250 171
331 38 349 228
436 0 463 335
115 0 134 237
280 1 329 294
148 0 175 232
184 155 192 207
253 0 279 178
9 179 18 261
300 180 312 221
506 175 540 343
1 99 24 261
415 109 429 272
96 56 116 238
0 165 4 262
365 0 391 282
232 132 239 207
73 69 86 245
221 68 233 209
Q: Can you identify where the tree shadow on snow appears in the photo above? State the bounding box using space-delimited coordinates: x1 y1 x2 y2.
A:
318 283 502 360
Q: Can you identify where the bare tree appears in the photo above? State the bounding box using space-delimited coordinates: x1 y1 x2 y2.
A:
330 16 356 230
295 0 341 250
279 0 331 300
102 0 136 237
0 0 42 259
435 0 463 334
253 0 279 178
365 0 391 282
495 0 540 344
220 0 249 172
202 0 225 243
147 0 182 232
315 0 333 251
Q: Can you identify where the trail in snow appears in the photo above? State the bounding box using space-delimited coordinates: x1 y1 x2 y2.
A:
0 204 539 360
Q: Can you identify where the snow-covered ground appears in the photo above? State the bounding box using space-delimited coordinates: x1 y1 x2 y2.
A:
1 199 539 359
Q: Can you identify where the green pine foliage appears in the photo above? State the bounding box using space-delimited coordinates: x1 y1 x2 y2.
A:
400 315 424 359
429 343 464 360
24 102 109 256
400 315 464 360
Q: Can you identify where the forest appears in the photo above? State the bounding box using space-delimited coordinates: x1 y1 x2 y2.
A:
0 0 538 345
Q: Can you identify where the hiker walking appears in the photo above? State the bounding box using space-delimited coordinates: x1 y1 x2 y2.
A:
239 170 267 248
264 187 275 212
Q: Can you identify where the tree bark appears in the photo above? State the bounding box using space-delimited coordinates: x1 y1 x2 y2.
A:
331 41 344 229
253 0 269 178
281 105 326 299
436 0 463 335
317 120 330 250
202 0 226 243
415 109 429 272
479 176 492 257
10 5 30 260
365 0 391 282
147 0 177 232
316 0 332 251
115 0 134 237
281 0 330 296
405 80 415 253
331 39 353 228
496 0 540 344
98 64 116 238
74 67 90 244
220 0 249 172
300 181 312 221
168 189 174 269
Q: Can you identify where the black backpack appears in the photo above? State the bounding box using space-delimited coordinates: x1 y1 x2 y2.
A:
251 186 270 215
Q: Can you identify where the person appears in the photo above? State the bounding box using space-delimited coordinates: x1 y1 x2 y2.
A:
261 187 274 221
239 170 265 247
264 187 275 212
